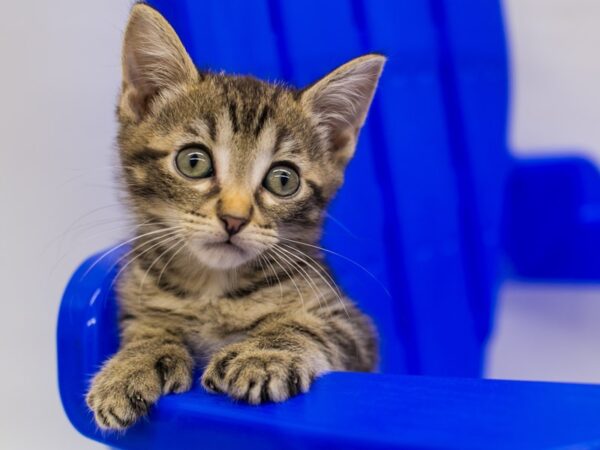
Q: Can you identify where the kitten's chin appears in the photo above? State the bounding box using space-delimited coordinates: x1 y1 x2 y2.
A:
189 241 254 270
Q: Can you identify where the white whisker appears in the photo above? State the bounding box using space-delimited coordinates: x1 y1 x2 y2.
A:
110 232 184 291
270 245 325 311
265 249 305 309
108 227 183 277
80 226 182 280
277 236 391 297
260 254 284 301
154 239 188 289
133 233 187 293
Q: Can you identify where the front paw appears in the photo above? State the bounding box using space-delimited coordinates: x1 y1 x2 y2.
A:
201 344 314 404
86 354 192 431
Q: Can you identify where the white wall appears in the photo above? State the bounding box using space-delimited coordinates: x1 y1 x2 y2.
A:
0 1 599 449
487 0 600 382
0 1 129 449
504 0 600 165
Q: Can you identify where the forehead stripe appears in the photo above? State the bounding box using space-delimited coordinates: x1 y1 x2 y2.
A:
205 113 217 142
185 115 217 144
273 126 293 155
254 104 270 138
228 100 239 134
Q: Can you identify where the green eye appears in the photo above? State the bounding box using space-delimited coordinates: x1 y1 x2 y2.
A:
175 146 213 179
263 165 300 197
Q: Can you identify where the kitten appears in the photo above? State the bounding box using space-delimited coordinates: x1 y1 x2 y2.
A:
86 3 385 431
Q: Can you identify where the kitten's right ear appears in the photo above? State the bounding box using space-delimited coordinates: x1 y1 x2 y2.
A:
120 3 197 121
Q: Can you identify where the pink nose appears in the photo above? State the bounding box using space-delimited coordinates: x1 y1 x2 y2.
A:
219 214 248 236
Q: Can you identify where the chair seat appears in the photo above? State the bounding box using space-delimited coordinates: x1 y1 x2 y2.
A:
58 250 600 449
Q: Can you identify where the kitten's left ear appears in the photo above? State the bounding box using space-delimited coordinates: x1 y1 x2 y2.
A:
120 3 197 121
301 54 386 164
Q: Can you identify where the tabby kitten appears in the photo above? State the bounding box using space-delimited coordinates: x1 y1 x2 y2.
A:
86 3 385 431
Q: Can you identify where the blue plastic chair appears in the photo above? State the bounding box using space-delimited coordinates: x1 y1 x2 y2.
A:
58 1 600 448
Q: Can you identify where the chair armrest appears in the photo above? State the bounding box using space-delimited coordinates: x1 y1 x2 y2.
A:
503 156 600 280
58 250 600 449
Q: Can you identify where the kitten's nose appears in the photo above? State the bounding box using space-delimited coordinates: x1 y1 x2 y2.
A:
219 214 248 236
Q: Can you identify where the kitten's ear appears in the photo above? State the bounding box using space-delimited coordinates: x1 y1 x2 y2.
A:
301 54 386 164
120 3 197 121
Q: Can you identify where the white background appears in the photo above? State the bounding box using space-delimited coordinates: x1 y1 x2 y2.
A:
0 1 599 448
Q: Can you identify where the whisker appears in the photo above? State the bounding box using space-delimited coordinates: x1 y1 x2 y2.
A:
260 254 284 301
58 165 125 188
76 220 172 242
48 218 178 276
277 243 348 318
110 231 184 291
156 240 188 288
254 254 269 287
279 243 343 299
45 203 125 252
277 236 391 298
107 227 183 278
272 245 346 361
79 226 182 280
325 212 359 239
69 218 168 242
265 249 305 309
270 245 325 311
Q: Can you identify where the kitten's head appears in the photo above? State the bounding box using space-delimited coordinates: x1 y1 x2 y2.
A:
118 4 385 270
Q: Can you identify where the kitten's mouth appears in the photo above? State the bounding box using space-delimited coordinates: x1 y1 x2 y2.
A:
189 236 254 269
205 240 245 254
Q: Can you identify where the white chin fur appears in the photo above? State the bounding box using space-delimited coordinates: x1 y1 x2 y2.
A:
190 242 254 270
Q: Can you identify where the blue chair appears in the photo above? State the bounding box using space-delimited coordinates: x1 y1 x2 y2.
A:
58 1 600 448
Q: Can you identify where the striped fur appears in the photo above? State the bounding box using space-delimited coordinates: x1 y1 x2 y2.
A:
86 3 385 430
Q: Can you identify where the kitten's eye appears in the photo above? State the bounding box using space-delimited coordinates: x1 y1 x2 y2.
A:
263 165 300 197
175 146 213 179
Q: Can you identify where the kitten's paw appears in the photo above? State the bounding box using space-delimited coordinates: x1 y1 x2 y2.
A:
201 345 314 404
86 354 193 431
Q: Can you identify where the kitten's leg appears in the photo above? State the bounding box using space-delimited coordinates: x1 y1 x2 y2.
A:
86 331 193 430
201 310 376 404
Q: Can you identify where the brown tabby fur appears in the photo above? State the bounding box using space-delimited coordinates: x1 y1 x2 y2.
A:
86 3 385 430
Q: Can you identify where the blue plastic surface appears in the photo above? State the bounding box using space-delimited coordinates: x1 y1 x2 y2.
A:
58 250 600 449
504 157 600 280
58 0 600 448
151 0 513 378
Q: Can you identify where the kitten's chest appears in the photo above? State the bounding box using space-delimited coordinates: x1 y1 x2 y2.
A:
166 293 277 360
